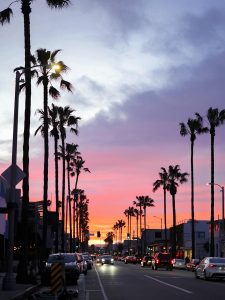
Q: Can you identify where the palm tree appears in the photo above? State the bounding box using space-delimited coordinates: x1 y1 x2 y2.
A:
71 156 90 250
141 196 155 254
124 206 134 254
133 196 144 254
58 106 80 252
0 0 72 283
34 48 72 257
179 117 208 258
196 107 225 256
64 143 79 252
153 168 170 252
133 208 140 253
117 219 126 243
167 165 189 257
48 104 60 252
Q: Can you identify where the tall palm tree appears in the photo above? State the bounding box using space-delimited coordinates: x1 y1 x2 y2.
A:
0 0 72 283
117 219 126 243
142 196 155 254
64 143 79 252
196 107 225 256
48 104 60 252
58 106 80 252
153 168 170 252
71 156 90 250
179 117 208 258
133 208 140 253
133 196 144 254
124 206 134 254
34 48 72 258
167 165 189 257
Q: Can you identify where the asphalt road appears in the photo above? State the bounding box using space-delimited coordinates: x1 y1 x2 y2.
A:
82 261 225 300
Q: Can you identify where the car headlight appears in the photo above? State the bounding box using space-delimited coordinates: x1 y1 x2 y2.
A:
111 259 114 262
102 259 105 262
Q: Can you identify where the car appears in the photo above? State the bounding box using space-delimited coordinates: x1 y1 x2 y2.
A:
82 253 93 269
152 252 174 270
195 257 225 280
186 259 200 272
124 255 137 264
41 253 80 285
77 253 88 275
173 259 186 270
96 255 102 264
100 255 114 265
141 256 153 267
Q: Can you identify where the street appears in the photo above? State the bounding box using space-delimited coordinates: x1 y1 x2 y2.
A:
81 261 225 300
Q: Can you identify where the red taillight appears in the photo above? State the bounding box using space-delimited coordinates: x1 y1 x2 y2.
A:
171 259 175 264
208 264 216 268
156 259 159 264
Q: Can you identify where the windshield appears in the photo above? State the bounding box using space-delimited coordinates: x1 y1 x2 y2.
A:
210 258 225 263
48 254 76 263
102 256 112 259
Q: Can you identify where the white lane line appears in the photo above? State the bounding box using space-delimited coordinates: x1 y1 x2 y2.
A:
94 264 109 300
144 275 193 294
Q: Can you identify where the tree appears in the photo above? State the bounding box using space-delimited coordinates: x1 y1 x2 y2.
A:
167 165 189 257
141 196 155 254
124 206 135 254
179 117 208 258
48 104 60 252
196 107 225 256
104 232 114 252
0 0 72 283
58 106 80 252
34 48 72 258
153 168 170 252
133 196 144 254
117 219 126 243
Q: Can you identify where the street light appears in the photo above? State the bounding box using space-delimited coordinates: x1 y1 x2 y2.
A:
2 71 23 290
207 182 225 235
153 216 162 238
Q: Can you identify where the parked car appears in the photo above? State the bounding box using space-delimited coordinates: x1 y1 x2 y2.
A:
173 259 186 270
141 256 153 267
186 259 200 272
82 253 93 269
195 257 225 280
41 253 80 285
77 253 88 275
124 255 137 264
152 252 174 270
101 255 114 265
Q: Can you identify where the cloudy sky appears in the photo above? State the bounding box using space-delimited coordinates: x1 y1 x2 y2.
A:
1 0 225 242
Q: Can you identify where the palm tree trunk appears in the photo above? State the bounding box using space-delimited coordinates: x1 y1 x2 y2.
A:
61 137 66 252
67 161 72 252
17 0 32 283
144 207 147 254
172 194 176 257
210 130 215 256
163 187 168 252
139 205 142 255
42 77 49 260
136 215 139 254
54 135 59 253
191 140 195 258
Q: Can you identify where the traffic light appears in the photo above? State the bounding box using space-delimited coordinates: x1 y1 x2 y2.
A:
97 231 101 238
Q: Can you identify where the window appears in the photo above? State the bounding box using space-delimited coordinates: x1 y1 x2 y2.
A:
197 232 205 239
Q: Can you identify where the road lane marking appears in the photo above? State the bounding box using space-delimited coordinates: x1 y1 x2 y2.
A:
144 275 193 294
94 263 109 300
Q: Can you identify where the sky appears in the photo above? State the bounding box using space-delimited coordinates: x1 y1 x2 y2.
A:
0 0 225 244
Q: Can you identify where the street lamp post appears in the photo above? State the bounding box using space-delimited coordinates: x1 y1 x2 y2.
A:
208 183 224 234
2 71 22 290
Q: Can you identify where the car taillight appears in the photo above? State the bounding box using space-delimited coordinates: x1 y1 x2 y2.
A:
156 259 159 264
171 259 175 264
208 264 216 268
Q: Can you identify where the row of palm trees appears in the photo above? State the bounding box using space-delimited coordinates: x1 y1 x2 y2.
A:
112 108 225 258
0 0 85 282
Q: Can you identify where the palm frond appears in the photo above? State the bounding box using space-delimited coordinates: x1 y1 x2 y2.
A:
46 0 71 9
50 49 61 61
60 79 73 92
49 86 60 99
0 8 13 25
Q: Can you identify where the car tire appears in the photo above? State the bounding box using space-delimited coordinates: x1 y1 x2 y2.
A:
203 271 209 281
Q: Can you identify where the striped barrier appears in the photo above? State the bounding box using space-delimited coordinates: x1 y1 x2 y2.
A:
51 263 65 296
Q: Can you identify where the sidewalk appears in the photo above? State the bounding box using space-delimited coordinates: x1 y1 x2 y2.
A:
0 273 41 300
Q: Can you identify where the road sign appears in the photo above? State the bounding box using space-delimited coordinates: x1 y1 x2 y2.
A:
51 263 65 295
1 165 26 186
